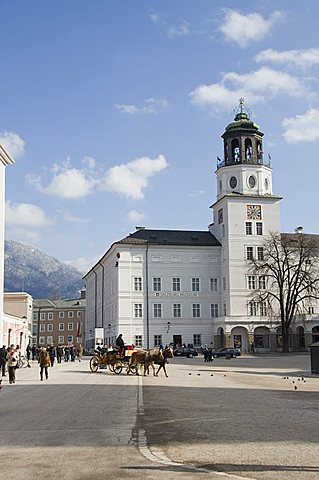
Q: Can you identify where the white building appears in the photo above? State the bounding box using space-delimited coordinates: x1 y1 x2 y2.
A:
84 106 319 353
0 145 14 345
3 292 33 352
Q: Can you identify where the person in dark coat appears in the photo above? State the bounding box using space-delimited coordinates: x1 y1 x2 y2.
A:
31 345 36 361
38 347 50 381
48 345 55 367
0 345 7 376
26 344 31 362
115 334 125 357
56 346 63 364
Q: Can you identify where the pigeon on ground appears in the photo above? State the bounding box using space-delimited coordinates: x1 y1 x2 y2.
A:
189 373 192 375
211 374 214 376
294 386 297 390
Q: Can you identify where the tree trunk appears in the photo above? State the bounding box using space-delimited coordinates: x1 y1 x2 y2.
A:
282 329 290 353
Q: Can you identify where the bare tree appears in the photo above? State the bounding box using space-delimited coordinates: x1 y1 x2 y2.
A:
248 232 319 352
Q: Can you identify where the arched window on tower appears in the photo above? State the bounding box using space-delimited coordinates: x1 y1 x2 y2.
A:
257 141 263 164
231 139 240 163
244 138 253 162
225 143 229 163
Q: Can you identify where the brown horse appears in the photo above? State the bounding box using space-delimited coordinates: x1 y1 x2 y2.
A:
129 348 163 376
155 347 174 377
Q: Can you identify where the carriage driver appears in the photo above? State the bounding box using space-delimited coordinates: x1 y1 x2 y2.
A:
115 334 125 357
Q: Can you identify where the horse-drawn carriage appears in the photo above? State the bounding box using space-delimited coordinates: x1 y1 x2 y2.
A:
89 347 137 374
89 346 174 376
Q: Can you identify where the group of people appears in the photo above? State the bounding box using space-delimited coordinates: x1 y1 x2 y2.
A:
0 343 84 383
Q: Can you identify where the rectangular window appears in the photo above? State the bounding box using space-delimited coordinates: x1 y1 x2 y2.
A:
59 323 64 331
48 312 53 320
257 246 264 260
153 277 162 292
40 313 45 321
58 336 64 344
47 336 53 344
134 335 143 347
260 301 267 316
154 335 162 347
134 277 142 291
173 303 181 318
172 277 181 292
39 336 45 345
68 311 74 318
68 323 74 330
153 304 162 318
247 275 256 290
67 335 73 343
59 312 64 319
223 277 226 290
32 325 37 335
246 246 254 260
223 303 227 316
248 301 258 316
77 311 81 317
134 304 143 318
193 334 201 347
39 324 45 332
33 313 38 320
192 278 200 292
192 303 201 318
308 306 315 315
47 324 53 332
259 276 267 290
210 304 219 318
246 222 252 235
256 222 263 235
210 278 218 291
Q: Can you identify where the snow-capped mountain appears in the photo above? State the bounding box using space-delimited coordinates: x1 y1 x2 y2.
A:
4 240 84 299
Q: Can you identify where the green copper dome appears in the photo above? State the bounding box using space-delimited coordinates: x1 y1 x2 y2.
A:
225 112 260 132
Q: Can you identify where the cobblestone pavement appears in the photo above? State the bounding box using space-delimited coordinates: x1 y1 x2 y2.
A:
0 354 318 480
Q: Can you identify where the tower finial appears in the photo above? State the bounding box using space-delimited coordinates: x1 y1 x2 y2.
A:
239 97 245 113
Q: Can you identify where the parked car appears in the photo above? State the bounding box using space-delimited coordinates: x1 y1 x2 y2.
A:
213 348 241 358
173 347 198 358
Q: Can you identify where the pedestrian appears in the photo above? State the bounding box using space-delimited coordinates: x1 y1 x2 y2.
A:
64 346 70 362
70 345 76 362
56 345 63 364
38 347 50 381
48 345 55 367
26 344 31 363
31 345 36 361
251 342 255 353
76 344 83 362
0 345 7 376
115 334 125 357
7 345 18 384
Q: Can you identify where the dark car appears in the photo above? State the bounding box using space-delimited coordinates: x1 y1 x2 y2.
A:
213 348 241 358
173 347 198 358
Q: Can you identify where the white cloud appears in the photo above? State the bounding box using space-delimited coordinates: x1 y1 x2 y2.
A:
282 109 319 143
220 9 283 47
149 12 160 23
255 48 319 69
0 131 25 158
187 190 205 197
82 156 96 169
65 256 97 274
5 227 41 243
57 209 92 223
100 154 169 199
26 167 97 199
127 210 146 224
115 98 169 115
168 20 190 38
5 201 51 227
190 67 304 111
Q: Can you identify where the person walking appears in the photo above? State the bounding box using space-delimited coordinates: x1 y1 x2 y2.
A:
31 345 36 361
48 345 55 367
0 345 7 376
76 344 83 362
7 345 18 384
38 347 50 381
56 345 63 364
26 344 31 363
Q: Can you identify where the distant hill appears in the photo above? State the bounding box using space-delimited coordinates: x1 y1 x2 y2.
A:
4 240 84 299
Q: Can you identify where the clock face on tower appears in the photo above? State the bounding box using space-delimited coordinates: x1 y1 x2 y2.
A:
247 204 262 220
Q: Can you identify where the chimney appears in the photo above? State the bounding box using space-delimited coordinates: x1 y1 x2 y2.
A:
80 289 86 299
294 226 304 234
135 226 145 231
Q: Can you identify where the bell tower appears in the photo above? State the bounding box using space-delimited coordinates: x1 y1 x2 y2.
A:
210 100 282 351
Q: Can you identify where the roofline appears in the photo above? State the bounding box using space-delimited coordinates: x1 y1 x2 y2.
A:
210 194 283 209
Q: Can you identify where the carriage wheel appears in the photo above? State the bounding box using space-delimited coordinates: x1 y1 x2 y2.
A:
112 363 123 375
89 356 99 373
108 363 115 372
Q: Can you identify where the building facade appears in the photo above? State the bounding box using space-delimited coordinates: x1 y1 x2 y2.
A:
3 292 33 351
84 106 319 353
32 292 85 347
0 144 14 345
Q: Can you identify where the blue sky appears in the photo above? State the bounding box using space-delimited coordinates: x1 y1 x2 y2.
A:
2 0 319 272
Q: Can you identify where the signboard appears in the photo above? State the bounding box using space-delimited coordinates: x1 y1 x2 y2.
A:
95 328 104 347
